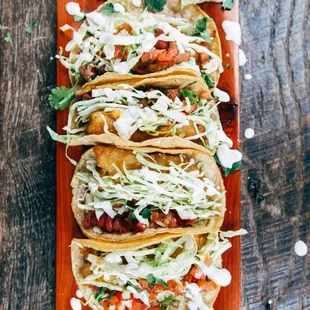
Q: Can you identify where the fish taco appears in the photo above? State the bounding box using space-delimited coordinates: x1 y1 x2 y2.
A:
71 145 225 241
58 0 222 87
71 233 233 309
50 73 232 155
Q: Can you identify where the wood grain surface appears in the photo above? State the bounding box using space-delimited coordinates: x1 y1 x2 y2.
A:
0 1 309 310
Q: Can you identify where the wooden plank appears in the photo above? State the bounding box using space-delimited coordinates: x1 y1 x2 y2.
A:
53 1 241 309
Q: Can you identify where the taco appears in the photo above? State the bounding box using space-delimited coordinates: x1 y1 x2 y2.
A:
71 145 225 241
71 233 232 309
58 0 222 87
49 73 233 155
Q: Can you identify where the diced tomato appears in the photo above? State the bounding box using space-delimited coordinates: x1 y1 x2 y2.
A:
168 89 179 101
154 283 167 291
167 280 183 295
113 217 122 232
184 104 197 115
110 295 120 305
116 23 132 34
136 223 147 232
151 211 160 221
174 53 190 64
82 213 92 229
139 278 150 290
154 28 164 37
114 292 123 302
131 299 149 310
105 215 113 232
98 213 106 228
102 300 109 310
155 40 169 50
200 91 209 100
157 51 173 62
197 279 217 291
149 291 158 302
114 45 123 59
150 306 160 310
199 53 209 64
188 266 204 280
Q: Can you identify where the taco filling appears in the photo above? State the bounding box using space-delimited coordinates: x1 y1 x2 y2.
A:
60 84 231 153
72 234 232 309
73 146 224 236
57 2 221 84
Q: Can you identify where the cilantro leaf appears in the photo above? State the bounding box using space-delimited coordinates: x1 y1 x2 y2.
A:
48 81 77 111
94 287 106 302
102 3 117 14
94 288 116 302
195 17 213 34
145 0 166 12
181 89 199 105
160 307 167 310
200 31 212 45
222 0 236 10
4 32 12 44
214 154 242 177
74 12 86 22
141 208 151 219
146 274 168 288
193 18 213 44
201 72 215 89
159 295 177 305
26 20 36 34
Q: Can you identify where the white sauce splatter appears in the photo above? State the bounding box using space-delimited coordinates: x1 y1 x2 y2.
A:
70 297 82 310
114 3 126 13
76 290 83 298
245 74 252 80
244 128 255 139
294 240 308 257
226 53 230 57
217 144 242 169
239 49 247 66
132 0 142 6
66 2 84 17
104 253 123 264
222 20 242 45
213 88 230 102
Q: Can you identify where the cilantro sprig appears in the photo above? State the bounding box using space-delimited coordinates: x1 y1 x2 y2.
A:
201 72 215 89
48 81 78 111
94 288 116 303
145 0 166 12
193 17 213 45
146 274 168 288
74 12 86 22
181 89 200 106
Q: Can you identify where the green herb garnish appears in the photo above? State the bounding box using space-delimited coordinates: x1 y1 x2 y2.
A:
4 32 12 44
146 274 168 288
201 72 215 89
48 80 78 110
222 0 236 10
141 208 151 219
215 154 242 177
145 0 166 12
102 3 117 14
26 20 36 34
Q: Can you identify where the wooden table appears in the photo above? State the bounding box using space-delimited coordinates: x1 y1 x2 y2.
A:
0 0 309 309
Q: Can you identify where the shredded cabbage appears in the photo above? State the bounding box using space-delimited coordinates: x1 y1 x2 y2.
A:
76 151 225 224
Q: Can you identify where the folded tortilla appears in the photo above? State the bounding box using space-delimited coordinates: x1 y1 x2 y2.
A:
59 0 222 86
71 145 225 241
60 72 231 157
71 233 226 310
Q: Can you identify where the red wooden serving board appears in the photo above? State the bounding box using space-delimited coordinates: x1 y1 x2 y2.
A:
56 1 240 309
